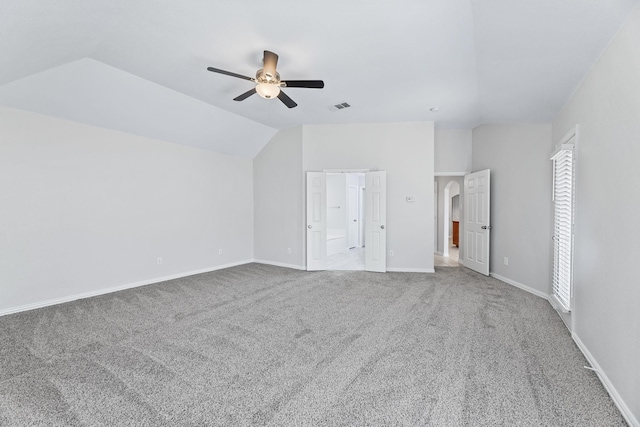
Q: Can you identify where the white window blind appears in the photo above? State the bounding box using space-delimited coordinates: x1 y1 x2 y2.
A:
551 143 575 312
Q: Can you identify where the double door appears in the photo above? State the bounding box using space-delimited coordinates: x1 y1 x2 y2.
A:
306 171 387 272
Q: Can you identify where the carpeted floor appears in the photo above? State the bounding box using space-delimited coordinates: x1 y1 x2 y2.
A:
0 264 627 426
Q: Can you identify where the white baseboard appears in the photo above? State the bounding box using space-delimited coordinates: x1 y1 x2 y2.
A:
572 333 639 427
387 268 435 273
0 259 254 317
489 272 549 300
253 259 306 271
435 251 444 256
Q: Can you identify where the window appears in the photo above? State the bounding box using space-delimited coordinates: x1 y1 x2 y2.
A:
551 136 576 312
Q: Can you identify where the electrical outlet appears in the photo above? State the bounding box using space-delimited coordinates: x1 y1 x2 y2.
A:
218 249 223 255
287 248 292 255
157 257 162 265
503 257 509 266
389 250 394 257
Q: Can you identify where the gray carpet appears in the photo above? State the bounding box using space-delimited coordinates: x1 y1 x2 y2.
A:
0 264 626 426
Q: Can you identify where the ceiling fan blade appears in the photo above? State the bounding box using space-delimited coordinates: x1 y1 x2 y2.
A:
207 67 253 81
233 88 257 101
283 80 325 89
277 90 297 108
263 50 279 78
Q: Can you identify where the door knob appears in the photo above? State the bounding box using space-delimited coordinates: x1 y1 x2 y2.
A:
353 219 357 222
481 225 492 230
380 225 385 229
308 225 312 229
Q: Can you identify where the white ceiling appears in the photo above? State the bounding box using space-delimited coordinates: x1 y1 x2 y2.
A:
1 0 638 157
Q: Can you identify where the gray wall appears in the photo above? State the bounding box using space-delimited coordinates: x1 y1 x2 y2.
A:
452 194 460 222
253 122 435 272
553 4 640 423
253 126 304 268
472 124 553 294
254 121 435 272
434 128 472 174
303 122 435 272
0 106 254 314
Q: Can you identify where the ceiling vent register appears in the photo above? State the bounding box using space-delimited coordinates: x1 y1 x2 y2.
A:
329 102 351 111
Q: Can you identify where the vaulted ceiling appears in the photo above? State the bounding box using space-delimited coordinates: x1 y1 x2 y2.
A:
1 0 638 157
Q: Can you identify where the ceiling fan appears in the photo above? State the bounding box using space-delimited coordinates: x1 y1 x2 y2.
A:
207 50 324 108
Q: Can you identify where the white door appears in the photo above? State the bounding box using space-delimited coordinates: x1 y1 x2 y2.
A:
463 169 490 275
365 171 387 272
306 172 327 271
348 185 359 248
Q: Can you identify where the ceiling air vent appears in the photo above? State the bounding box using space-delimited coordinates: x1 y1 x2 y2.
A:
328 102 351 112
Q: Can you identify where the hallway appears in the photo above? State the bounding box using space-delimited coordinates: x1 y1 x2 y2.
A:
435 239 459 267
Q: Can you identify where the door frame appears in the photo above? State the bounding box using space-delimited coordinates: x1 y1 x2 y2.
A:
306 169 387 272
434 172 467 262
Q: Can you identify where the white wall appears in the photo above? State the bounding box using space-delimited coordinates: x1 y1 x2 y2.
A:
434 128 472 174
303 122 435 272
553 5 640 424
253 126 305 269
472 124 552 295
0 106 254 314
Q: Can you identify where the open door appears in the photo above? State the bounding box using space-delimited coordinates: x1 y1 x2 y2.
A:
365 171 387 272
463 169 490 275
306 172 327 271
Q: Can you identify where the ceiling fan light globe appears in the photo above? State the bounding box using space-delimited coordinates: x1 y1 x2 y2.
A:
256 82 280 99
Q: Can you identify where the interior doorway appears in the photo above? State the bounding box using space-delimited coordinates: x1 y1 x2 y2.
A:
443 180 460 261
307 170 386 272
325 172 366 270
434 176 463 267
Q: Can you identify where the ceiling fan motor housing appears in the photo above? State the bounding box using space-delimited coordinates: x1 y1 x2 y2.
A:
256 69 281 84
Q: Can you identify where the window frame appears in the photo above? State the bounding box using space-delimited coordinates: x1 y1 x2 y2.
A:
550 128 577 313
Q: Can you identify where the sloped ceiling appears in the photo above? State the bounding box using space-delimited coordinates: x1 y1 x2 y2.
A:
1 0 638 157
0 59 276 157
